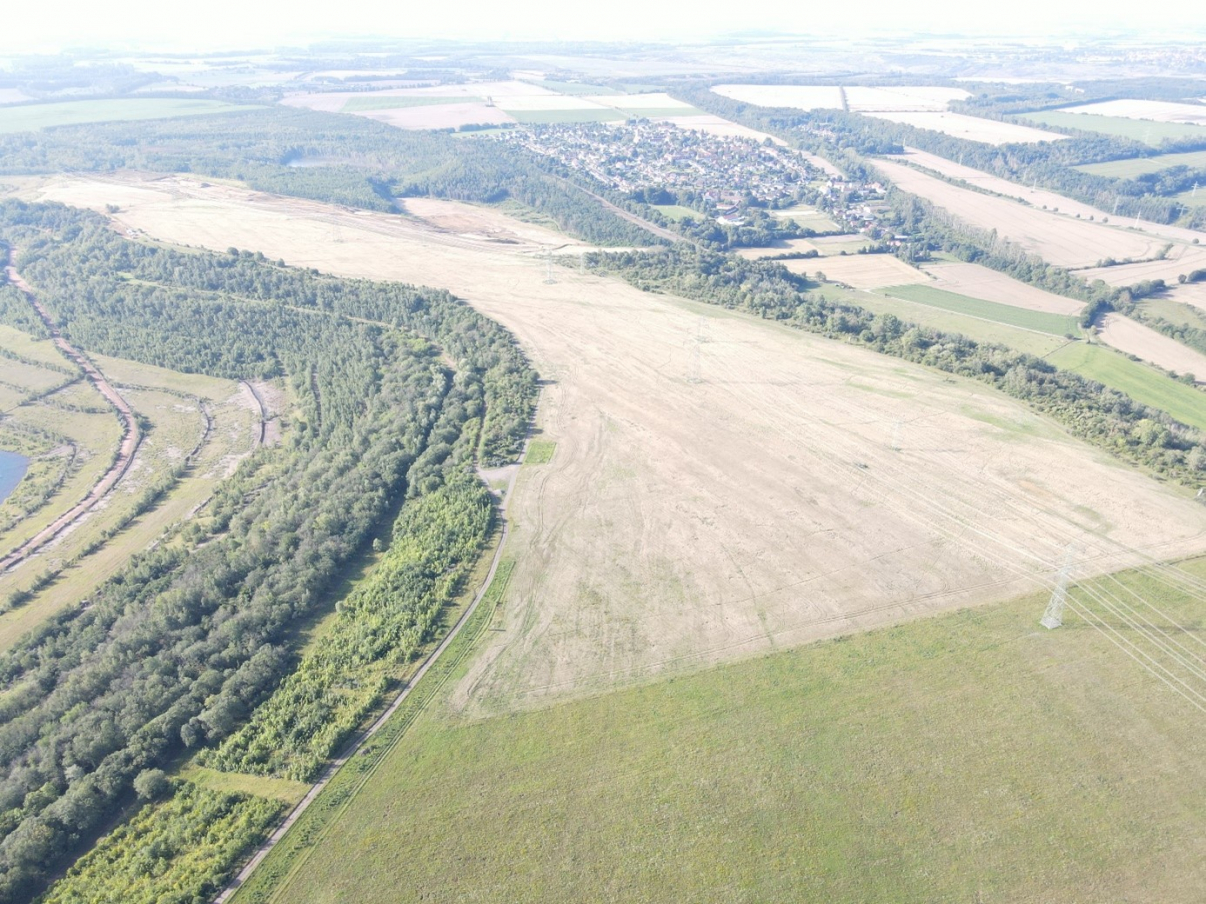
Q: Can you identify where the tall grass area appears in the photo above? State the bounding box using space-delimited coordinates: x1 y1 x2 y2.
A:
882 284 1081 335
250 560 1206 904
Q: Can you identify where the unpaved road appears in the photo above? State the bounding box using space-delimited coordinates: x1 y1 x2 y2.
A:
0 258 140 573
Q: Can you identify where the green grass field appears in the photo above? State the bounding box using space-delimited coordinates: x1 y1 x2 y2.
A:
1047 341 1206 430
1023 111 1206 146
1174 187 1206 208
651 203 701 222
242 557 1206 904
881 284 1081 335
501 108 627 124
341 96 483 112
525 439 557 464
0 98 258 133
1075 149 1206 179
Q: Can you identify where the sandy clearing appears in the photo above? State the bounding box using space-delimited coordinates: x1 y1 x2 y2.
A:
921 261 1085 315
25 173 1206 716
587 92 694 110
1060 99 1206 126
871 158 1162 268
865 111 1067 144
400 197 582 247
891 148 1206 248
357 103 515 130
782 252 925 289
1098 313 1206 381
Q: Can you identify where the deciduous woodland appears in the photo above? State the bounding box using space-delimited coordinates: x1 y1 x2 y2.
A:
0 200 534 903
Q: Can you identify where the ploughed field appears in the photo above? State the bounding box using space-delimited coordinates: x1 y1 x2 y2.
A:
24 173 1206 717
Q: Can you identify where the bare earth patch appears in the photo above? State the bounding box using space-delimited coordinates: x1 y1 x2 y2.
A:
25 173 1206 717
1097 313 1206 382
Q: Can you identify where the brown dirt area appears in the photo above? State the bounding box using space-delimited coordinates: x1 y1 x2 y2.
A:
400 197 580 247
22 172 1206 717
1097 313 1206 382
921 261 1085 314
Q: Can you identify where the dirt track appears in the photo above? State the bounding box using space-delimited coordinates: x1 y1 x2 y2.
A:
25 173 1206 715
0 258 140 573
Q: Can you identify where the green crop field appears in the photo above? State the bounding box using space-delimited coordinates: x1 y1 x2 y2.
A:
341 96 483 112
501 108 628 124
0 98 259 133
240 558 1206 904
1023 111 1206 146
881 284 1081 335
1047 341 1206 430
1075 149 1206 178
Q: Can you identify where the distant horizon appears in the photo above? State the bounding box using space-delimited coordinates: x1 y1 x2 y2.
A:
3 0 1204 57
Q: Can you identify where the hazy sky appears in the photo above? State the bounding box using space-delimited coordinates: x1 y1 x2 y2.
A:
2 0 1203 54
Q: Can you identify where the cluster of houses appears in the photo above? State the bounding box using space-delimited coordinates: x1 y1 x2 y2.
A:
501 121 822 212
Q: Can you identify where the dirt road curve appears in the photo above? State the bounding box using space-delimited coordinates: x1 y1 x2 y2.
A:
0 258 141 573
211 444 527 904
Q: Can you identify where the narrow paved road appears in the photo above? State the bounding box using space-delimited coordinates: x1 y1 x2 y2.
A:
213 442 527 903
0 256 141 573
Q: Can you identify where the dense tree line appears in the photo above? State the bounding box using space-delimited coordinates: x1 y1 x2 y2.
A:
0 106 654 246
585 247 1206 484
36 781 284 904
0 200 536 903
200 471 493 781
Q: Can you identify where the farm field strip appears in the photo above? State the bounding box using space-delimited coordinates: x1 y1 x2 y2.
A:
711 84 970 111
920 260 1085 315
1076 149 1206 179
26 173 1206 718
871 157 1177 272
784 253 924 288
891 147 1206 247
1058 99 1206 126
0 99 258 133
865 110 1068 144
1023 110 1206 146
880 284 1080 335
1096 313 1206 382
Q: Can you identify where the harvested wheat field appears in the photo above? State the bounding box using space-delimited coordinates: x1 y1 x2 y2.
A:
1061 99 1206 125
735 238 821 259
660 113 785 143
866 111 1067 144
25 173 1206 717
790 253 926 289
872 158 1163 268
1078 244 1206 288
1172 282 1206 312
921 260 1084 315
890 148 1206 248
1097 314 1206 382
361 103 514 130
